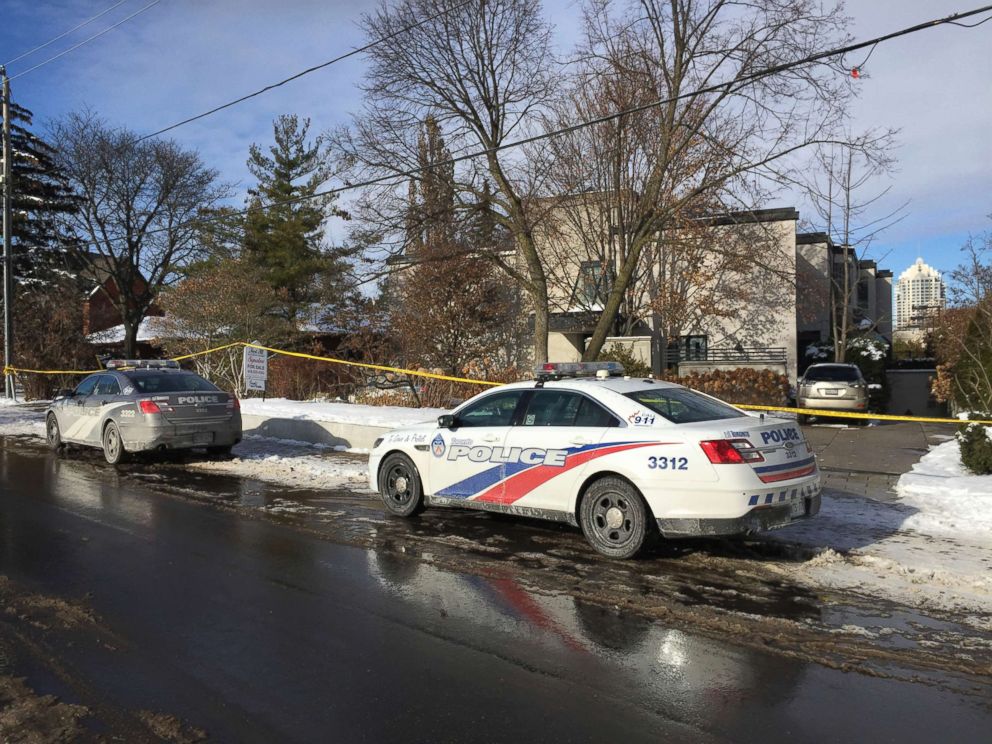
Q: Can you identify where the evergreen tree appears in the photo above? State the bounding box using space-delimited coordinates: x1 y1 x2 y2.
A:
392 120 520 374
3 101 78 293
244 115 351 322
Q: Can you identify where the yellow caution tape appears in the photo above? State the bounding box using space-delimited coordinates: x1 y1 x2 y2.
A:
736 403 992 427
170 341 248 362
2 341 501 387
3 364 104 376
5 345 990 426
243 343 501 387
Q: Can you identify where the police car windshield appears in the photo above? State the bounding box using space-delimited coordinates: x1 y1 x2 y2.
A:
125 373 219 394
625 388 741 424
803 365 860 382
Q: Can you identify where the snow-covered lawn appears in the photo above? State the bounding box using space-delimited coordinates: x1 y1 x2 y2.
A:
896 439 992 539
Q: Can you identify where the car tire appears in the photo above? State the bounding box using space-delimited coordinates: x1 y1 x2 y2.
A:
378 453 425 518
102 421 127 465
207 445 233 458
797 414 809 425
579 477 651 560
46 414 63 451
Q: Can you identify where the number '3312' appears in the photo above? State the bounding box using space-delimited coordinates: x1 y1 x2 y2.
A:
648 456 688 470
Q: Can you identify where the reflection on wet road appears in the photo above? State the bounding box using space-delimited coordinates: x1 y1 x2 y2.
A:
0 438 990 742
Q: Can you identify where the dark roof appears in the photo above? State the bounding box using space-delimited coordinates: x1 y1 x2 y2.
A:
859 259 877 270
796 231 833 246
695 207 799 227
877 269 893 278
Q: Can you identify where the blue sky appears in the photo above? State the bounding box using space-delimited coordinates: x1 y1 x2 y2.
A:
1 0 989 283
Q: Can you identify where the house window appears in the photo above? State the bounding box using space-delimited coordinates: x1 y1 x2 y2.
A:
680 335 708 361
573 261 604 308
857 280 869 307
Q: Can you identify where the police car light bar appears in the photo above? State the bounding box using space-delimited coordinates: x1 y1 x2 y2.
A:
105 359 180 370
535 361 625 380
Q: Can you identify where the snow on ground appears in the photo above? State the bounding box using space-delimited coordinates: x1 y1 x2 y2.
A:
769 487 992 620
188 435 369 491
895 439 992 540
239 398 446 428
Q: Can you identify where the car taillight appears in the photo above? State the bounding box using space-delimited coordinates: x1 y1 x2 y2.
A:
227 397 240 410
699 439 764 464
139 399 161 414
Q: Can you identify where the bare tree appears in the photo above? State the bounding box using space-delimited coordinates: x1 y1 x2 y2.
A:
547 0 856 360
797 133 903 360
331 0 560 362
51 110 229 357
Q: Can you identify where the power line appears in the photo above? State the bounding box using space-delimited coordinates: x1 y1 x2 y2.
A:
3 0 135 67
9 0 162 82
77 2 992 250
136 0 473 142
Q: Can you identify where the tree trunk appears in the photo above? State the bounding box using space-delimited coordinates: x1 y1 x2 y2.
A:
123 317 139 359
582 233 645 361
532 297 549 365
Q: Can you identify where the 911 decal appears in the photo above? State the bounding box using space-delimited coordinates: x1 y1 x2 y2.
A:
648 456 687 470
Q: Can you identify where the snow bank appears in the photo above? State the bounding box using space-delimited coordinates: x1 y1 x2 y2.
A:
240 398 446 429
0 402 45 437
188 435 369 491
771 488 992 617
896 440 992 541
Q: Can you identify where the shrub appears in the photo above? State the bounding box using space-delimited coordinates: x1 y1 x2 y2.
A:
663 367 790 407
597 345 652 378
958 415 992 475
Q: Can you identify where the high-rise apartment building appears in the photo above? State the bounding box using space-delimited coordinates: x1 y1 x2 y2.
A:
895 258 945 330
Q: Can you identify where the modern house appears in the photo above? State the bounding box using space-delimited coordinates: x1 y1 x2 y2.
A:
796 232 894 359
537 206 801 380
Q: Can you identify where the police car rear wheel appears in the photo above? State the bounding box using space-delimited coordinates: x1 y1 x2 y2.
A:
102 422 127 465
379 453 425 517
579 478 650 560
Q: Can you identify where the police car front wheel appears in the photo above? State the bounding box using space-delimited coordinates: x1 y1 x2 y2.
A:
579 477 651 560
46 414 63 451
378 453 425 517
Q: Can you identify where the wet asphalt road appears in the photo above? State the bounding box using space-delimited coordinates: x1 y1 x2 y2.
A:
1 439 990 743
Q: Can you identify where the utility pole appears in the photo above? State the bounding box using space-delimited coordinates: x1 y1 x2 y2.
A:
1 66 13 400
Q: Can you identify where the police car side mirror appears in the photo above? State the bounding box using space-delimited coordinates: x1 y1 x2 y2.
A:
438 414 456 429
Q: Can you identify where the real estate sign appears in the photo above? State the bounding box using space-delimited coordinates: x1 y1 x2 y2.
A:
243 346 268 392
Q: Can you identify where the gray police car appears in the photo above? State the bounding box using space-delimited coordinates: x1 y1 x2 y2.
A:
46 360 242 464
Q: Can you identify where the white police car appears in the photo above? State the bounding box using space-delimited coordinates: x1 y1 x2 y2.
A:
368 362 821 559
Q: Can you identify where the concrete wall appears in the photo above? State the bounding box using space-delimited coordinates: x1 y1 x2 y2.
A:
885 369 947 418
241 413 391 451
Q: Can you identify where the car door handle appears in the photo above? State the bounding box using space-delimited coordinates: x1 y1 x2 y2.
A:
570 437 592 446
481 434 500 443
